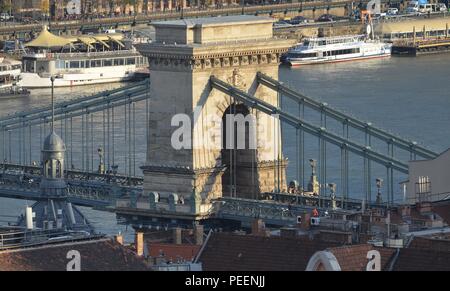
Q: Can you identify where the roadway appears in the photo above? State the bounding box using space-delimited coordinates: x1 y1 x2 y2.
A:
0 0 394 38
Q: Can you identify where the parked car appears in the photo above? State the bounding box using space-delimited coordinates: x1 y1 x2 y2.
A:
316 14 335 22
0 13 13 22
434 3 447 12
387 8 399 15
289 16 309 25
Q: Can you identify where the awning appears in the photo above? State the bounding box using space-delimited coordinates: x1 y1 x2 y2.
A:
77 37 96 50
108 36 125 48
93 37 110 49
25 26 72 48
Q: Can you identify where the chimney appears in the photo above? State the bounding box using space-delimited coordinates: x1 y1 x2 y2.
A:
173 227 182 245
115 232 124 245
194 224 204 245
251 219 265 236
416 201 432 215
400 205 411 217
135 231 144 256
25 206 33 230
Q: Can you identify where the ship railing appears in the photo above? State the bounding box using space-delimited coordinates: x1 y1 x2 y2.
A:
48 49 138 60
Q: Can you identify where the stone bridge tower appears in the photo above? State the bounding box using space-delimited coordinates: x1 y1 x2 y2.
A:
137 16 293 215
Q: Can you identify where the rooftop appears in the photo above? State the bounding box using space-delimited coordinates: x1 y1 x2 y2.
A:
197 232 340 271
0 237 149 271
147 243 201 263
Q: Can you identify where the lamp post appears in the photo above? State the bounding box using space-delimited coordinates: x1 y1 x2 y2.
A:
309 158 316 176
50 75 55 132
328 183 336 209
97 147 105 174
376 178 383 204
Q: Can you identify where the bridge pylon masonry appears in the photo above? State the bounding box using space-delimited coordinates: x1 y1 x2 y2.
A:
135 16 295 220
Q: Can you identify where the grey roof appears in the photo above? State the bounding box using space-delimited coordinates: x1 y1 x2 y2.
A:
152 15 273 27
43 132 66 152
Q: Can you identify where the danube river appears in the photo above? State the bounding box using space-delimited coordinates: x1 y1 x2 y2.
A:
1 53 449 240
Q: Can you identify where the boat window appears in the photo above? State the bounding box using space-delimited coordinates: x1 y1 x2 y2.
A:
55 60 65 69
114 58 125 66
90 60 102 67
65 62 69 69
290 52 317 58
70 61 80 68
80 61 85 68
330 49 356 56
103 59 112 66
303 40 310 46
126 58 136 65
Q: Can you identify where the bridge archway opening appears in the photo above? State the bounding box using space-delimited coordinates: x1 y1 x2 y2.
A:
221 103 258 199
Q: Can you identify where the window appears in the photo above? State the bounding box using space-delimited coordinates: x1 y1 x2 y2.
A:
91 59 102 67
126 58 136 65
69 61 80 68
114 58 124 66
56 161 62 178
103 59 112 66
289 52 317 58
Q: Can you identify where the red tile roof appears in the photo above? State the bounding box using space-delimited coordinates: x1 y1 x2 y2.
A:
409 236 450 253
0 238 149 271
326 244 395 271
326 241 450 271
148 243 200 262
432 202 450 225
197 232 340 271
392 248 450 271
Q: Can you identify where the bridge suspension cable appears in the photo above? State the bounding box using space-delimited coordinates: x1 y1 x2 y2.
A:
256 72 438 160
210 75 409 174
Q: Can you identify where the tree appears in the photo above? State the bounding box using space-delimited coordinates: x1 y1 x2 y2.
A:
41 0 50 15
0 0 12 14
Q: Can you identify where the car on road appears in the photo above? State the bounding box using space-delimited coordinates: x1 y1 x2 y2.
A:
316 14 335 22
288 16 309 25
0 13 13 22
387 8 399 15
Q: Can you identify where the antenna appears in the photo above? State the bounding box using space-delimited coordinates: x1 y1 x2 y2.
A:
50 76 55 132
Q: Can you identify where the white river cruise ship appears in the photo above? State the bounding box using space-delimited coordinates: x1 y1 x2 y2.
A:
19 27 148 88
0 56 21 89
283 35 391 66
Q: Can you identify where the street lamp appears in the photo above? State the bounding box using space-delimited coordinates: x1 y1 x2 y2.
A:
50 75 55 132
97 147 104 174
309 159 316 175
376 178 383 203
328 183 337 209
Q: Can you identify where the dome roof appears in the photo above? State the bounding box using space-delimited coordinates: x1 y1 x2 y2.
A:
43 132 66 152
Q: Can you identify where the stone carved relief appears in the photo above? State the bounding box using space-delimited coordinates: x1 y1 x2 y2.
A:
145 52 282 71
227 68 246 89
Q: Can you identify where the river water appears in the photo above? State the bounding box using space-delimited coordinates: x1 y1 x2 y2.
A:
0 53 449 240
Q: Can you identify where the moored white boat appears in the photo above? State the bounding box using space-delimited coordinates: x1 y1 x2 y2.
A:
18 26 148 88
0 56 21 89
282 35 392 67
